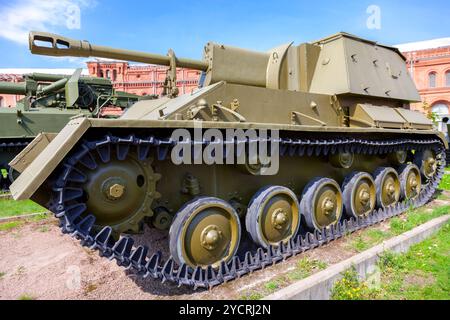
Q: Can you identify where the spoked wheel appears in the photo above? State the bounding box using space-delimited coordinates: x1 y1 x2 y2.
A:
170 197 241 268
80 153 158 234
414 149 437 181
342 172 376 218
374 167 400 208
300 177 343 230
245 186 300 248
399 164 421 200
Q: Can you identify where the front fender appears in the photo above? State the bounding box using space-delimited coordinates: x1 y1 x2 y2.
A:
10 117 91 200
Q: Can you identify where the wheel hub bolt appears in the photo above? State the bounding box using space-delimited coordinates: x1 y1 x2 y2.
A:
386 183 395 196
322 198 335 215
272 209 288 229
427 158 436 172
359 190 370 203
205 230 219 245
201 225 222 250
109 183 125 199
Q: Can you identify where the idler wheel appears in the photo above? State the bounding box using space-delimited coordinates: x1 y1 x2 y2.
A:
169 197 241 268
374 167 400 208
399 164 421 200
414 149 438 180
342 172 376 218
300 177 343 230
245 186 300 248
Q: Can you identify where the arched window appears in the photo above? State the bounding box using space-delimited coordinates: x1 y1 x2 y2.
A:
113 70 117 81
106 70 111 79
100 71 104 78
429 72 437 88
431 103 449 115
0 96 4 108
432 102 450 134
446 71 450 87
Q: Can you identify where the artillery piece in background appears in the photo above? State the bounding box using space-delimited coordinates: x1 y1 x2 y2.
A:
9 31 448 289
0 70 140 190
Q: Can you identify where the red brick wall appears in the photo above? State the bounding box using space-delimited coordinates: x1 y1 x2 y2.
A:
403 46 450 114
86 61 201 96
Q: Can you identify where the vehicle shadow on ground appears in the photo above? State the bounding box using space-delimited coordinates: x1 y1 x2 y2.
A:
124 225 265 296
126 270 198 296
124 226 201 296
124 222 310 297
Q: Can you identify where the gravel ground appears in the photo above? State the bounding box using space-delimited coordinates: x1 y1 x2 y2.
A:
0 192 449 300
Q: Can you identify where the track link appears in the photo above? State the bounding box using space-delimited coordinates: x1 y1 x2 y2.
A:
51 134 446 290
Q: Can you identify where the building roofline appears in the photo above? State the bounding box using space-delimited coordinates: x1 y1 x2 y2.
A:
395 38 450 52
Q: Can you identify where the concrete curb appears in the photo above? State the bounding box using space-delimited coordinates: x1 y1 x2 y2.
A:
0 193 12 200
264 214 450 300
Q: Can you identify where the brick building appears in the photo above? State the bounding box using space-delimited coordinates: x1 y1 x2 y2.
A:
86 60 201 96
397 38 450 133
0 73 23 108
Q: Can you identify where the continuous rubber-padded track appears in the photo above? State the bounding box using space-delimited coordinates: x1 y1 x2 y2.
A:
51 134 446 290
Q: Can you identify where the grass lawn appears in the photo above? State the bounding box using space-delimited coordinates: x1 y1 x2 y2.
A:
348 204 450 253
0 199 46 218
439 174 450 191
241 258 328 300
332 222 450 300
240 204 450 300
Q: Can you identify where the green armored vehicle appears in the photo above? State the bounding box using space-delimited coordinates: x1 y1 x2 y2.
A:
0 71 139 189
10 31 447 289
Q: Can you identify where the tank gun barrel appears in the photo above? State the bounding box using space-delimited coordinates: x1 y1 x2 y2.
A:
26 73 68 82
29 31 209 71
0 82 28 95
38 78 68 96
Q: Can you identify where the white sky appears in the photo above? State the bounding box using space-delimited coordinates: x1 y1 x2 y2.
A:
0 68 89 75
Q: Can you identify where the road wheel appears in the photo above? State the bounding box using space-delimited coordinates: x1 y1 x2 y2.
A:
300 177 343 230
170 197 241 268
374 167 400 208
342 172 376 218
399 164 421 200
245 186 300 248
